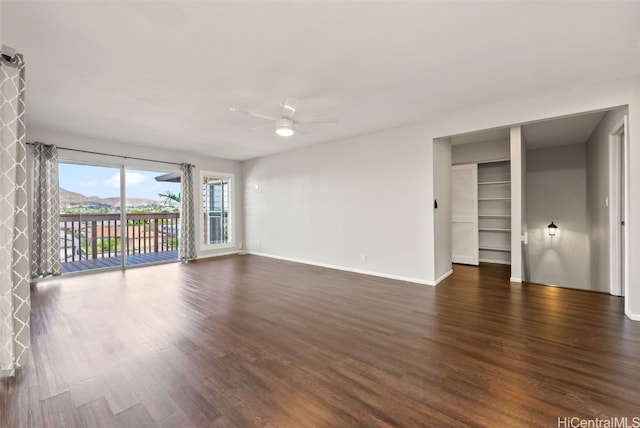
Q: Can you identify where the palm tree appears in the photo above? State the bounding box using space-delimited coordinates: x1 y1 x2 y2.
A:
158 191 180 204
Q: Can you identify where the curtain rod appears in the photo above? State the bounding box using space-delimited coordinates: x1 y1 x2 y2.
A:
1 45 19 66
26 142 194 168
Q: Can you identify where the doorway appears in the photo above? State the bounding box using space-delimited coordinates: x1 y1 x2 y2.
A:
446 108 629 297
609 116 628 297
58 162 181 274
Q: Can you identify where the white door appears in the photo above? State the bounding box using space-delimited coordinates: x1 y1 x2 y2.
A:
609 116 628 297
620 128 626 297
451 164 479 265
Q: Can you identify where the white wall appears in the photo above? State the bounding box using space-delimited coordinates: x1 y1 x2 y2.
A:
586 108 628 292
27 128 244 259
526 144 590 289
452 139 509 165
629 77 640 319
433 138 452 282
510 127 524 282
243 124 434 284
521 136 528 282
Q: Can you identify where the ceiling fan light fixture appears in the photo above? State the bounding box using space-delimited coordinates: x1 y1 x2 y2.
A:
275 118 295 137
229 99 337 137
276 126 294 137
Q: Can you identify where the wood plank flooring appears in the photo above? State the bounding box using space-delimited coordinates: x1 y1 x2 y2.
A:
2 256 639 427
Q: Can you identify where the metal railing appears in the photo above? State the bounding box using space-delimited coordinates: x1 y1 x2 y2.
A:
60 213 179 263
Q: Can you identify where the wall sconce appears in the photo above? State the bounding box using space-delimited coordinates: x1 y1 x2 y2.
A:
547 221 558 236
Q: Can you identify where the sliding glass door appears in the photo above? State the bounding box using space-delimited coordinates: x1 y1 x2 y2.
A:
58 162 181 274
124 168 180 267
59 163 123 273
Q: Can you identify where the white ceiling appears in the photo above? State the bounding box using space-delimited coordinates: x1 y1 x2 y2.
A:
450 128 510 146
449 109 610 149
2 1 640 161
522 110 607 150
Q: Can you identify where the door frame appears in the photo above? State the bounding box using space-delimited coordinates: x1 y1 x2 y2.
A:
608 115 629 297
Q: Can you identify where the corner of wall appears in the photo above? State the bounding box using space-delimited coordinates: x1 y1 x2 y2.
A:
433 138 452 283
510 126 524 283
435 269 453 284
625 308 640 322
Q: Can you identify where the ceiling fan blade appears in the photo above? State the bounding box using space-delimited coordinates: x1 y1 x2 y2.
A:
250 122 274 131
280 98 298 118
294 117 339 124
293 127 307 135
229 107 277 121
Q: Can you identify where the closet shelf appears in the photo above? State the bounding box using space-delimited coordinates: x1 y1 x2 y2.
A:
478 181 511 185
480 246 510 252
477 160 511 264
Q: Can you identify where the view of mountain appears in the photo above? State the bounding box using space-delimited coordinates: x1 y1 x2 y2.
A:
60 188 168 208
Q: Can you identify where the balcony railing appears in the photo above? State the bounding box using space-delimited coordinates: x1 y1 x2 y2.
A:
60 212 179 263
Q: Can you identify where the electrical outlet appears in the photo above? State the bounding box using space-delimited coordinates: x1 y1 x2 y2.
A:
360 254 366 263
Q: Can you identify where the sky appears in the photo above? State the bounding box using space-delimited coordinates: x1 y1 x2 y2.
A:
59 163 181 200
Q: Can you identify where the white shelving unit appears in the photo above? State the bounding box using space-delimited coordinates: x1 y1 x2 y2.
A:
478 161 511 264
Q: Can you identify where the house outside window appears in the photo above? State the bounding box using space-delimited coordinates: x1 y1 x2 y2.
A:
201 172 233 249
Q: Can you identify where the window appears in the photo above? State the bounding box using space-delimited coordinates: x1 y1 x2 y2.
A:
202 173 233 248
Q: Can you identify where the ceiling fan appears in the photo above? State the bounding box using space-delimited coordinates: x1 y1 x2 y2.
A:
229 98 338 137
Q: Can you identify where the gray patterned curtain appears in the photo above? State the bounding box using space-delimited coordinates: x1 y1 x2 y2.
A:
31 142 61 277
0 51 30 377
180 163 197 261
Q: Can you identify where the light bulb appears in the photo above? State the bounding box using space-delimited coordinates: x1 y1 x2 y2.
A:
276 126 294 137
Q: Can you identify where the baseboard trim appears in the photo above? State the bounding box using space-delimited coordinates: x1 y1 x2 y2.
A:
196 250 240 260
435 269 453 285
480 258 511 265
510 277 522 283
248 251 435 286
625 309 640 321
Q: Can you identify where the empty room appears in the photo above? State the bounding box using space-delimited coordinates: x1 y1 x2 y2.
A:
1 1 640 427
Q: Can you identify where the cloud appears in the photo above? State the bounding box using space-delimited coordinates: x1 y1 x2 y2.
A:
104 174 120 188
79 180 98 187
126 172 147 186
104 172 147 188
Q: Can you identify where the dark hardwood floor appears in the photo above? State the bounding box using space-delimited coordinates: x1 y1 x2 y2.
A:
2 256 639 427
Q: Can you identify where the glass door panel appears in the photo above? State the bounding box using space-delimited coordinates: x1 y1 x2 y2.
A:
124 168 180 267
59 163 122 273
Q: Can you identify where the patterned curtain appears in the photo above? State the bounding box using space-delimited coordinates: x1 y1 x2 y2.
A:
0 51 30 377
31 142 61 277
180 163 197 261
